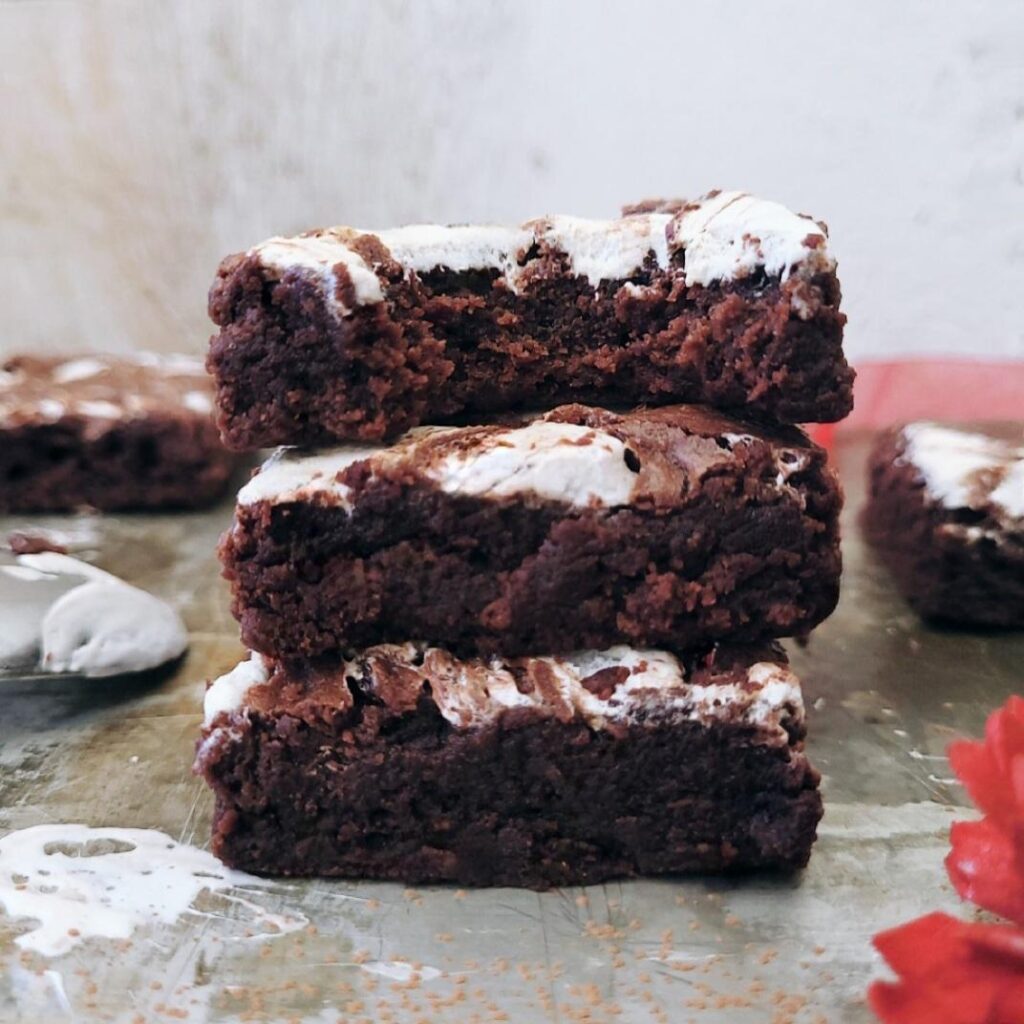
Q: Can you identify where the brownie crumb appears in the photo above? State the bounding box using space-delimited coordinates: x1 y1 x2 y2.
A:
8 532 68 556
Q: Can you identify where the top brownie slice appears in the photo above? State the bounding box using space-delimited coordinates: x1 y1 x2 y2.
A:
222 403 843 660
208 190 852 449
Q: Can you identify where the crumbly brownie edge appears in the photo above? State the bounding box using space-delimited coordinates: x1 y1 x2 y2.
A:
208 255 850 448
864 431 1024 627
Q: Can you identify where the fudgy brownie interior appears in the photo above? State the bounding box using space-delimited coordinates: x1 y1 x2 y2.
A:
196 642 823 888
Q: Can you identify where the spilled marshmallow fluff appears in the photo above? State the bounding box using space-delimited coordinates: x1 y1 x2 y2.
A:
0 824 304 956
0 552 187 677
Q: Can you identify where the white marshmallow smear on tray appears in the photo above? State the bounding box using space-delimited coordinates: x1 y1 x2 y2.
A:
0 824 303 956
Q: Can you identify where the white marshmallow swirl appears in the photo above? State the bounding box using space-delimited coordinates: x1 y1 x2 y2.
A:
249 190 834 318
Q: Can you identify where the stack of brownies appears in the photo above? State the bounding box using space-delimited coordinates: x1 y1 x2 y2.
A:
195 190 853 888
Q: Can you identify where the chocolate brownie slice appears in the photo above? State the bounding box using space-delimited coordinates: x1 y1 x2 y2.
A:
195 641 822 887
0 354 240 512
208 190 851 448
221 403 842 660
864 421 1024 627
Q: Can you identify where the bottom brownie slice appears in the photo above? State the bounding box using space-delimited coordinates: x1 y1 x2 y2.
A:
195 643 822 889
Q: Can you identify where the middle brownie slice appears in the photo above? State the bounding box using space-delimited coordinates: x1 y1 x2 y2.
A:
222 403 842 660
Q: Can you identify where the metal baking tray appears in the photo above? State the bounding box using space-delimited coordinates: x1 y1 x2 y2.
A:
1 433 1019 1023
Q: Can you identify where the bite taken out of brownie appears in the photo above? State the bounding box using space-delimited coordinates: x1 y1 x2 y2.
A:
221 403 843 661
0 353 241 513
864 421 1024 627
195 640 823 888
208 190 852 449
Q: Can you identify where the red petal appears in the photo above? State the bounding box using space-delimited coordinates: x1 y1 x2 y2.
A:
950 740 1014 824
989 696 1024 758
950 698 1024 837
868 981 950 1024
873 913 965 976
871 914 1024 1023
965 700 1024 817
988 701 1024 810
947 819 1024 926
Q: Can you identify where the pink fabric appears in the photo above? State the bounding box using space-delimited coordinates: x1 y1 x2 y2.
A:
808 359 1023 448
842 359 1024 430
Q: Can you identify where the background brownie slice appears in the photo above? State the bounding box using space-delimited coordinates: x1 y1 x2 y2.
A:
864 421 1024 627
221 403 843 660
195 641 822 888
0 353 241 512
208 190 851 449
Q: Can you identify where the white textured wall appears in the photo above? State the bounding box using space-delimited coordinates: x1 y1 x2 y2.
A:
1 0 1021 362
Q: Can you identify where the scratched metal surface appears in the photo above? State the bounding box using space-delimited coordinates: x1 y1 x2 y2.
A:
1 434 1020 1024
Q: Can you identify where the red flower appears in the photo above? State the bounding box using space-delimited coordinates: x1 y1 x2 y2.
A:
870 697 1024 1022
946 696 1024 927
868 912 1024 1024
